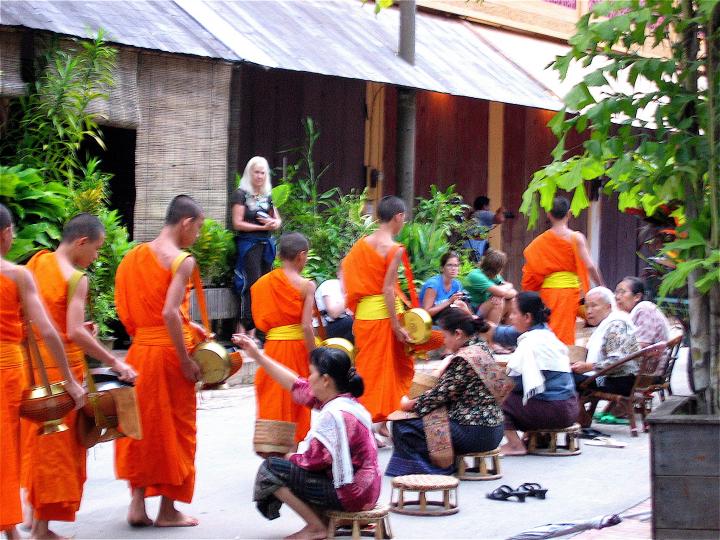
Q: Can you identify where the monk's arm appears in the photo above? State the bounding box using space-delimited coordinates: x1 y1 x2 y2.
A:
576 233 604 287
163 257 201 382
384 248 410 343
302 280 317 352
66 275 136 381
19 268 85 406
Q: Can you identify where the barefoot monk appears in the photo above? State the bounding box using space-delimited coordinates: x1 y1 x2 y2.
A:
0 204 85 540
114 195 207 527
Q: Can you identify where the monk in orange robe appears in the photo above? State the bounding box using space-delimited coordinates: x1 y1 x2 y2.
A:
24 213 135 539
115 195 207 528
522 196 603 345
0 204 84 540
342 196 413 426
251 232 315 443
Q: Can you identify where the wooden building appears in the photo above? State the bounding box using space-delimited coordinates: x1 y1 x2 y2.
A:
0 0 650 288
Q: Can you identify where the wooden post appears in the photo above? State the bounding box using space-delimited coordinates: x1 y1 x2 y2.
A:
487 101 504 249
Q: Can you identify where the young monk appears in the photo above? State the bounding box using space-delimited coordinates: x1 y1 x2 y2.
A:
341 196 412 434
521 196 604 345
114 195 207 528
0 204 85 540
250 232 316 443
23 213 136 539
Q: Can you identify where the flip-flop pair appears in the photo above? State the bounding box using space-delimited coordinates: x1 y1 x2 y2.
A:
486 483 548 502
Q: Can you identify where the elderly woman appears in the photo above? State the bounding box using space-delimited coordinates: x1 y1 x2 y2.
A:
419 251 472 322
572 287 640 397
231 156 282 336
500 292 578 456
235 335 380 540
615 276 671 348
385 310 510 476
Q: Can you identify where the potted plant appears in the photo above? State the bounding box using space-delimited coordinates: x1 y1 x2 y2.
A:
521 2 719 537
188 218 237 321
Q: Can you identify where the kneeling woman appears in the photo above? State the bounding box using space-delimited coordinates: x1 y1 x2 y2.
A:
385 310 510 476
500 292 578 456
234 335 380 540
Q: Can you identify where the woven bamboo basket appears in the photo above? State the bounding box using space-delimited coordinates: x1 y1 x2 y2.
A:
253 419 296 456
409 372 439 399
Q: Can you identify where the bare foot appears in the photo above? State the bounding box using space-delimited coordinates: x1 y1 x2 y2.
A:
3 526 20 540
373 422 391 438
29 526 69 540
127 497 152 527
499 443 527 456
284 525 327 540
154 510 199 528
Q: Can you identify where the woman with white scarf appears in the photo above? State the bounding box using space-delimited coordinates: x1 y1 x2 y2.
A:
571 287 641 397
500 292 578 456
234 335 380 540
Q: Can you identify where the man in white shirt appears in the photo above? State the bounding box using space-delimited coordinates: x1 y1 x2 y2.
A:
315 274 354 343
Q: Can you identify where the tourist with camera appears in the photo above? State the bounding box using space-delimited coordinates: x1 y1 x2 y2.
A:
419 251 473 323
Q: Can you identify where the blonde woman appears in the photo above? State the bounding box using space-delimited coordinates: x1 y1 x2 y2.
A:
231 156 282 337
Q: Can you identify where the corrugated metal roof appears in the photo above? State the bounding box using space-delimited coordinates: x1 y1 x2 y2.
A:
1 0 562 110
178 0 562 110
0 0 239 60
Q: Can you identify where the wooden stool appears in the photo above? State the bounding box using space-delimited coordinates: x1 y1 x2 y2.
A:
526 423 582 456
326 504 392 539
390 474 459 516
455 448 502 480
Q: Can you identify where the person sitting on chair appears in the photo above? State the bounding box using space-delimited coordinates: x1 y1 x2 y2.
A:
419 251 472 323
465 249 516 325
614 276 671 348
235 335 380 540
572 287 640 402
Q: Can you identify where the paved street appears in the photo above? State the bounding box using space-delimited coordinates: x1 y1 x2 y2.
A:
35 387 653 539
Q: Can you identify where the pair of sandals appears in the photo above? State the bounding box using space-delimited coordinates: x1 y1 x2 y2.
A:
594 412 630 425
486 483 547 503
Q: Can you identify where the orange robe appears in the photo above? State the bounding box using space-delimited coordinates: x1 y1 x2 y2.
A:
251 268 311 442
342 238 414 423
521 230 590 345
114 244 196 502
23 251 86 522
0 273 27 530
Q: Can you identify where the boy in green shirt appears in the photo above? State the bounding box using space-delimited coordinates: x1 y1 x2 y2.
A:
464 248 517 324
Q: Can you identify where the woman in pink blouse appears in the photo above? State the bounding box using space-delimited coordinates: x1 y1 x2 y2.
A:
234 335 380 540
614 277 671 347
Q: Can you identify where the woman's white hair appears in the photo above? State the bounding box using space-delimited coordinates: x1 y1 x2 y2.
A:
238 156 272 196
587 286 617 310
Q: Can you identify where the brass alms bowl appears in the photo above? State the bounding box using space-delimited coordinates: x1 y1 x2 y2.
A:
20 381 75 435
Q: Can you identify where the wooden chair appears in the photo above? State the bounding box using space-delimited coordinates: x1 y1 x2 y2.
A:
526 423 582 456
578 340 671 437
455 448 502 480
390 474 459 516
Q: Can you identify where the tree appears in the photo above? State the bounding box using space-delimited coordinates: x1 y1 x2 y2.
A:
521 0 720 413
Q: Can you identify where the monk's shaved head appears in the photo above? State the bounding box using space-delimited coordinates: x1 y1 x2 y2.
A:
550 196 570 220
278 232 309 261
0 204 12 229
62 213 104 243
165 195 203 225
377 196 406 223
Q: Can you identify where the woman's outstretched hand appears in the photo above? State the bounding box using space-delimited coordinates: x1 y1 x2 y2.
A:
232 333 261 360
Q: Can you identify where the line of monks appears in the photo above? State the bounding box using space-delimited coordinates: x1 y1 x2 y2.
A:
0 192 597 540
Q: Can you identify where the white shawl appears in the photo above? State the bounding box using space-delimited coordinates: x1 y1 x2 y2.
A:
506 327 570 405
301 396 372 489
586 310 636 367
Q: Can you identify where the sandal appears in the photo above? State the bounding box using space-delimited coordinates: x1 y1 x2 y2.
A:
597 413 630 425
517 482 548 499
486 485 527 502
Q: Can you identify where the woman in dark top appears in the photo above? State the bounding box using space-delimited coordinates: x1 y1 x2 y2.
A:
385 310 511 476
231 156 282 335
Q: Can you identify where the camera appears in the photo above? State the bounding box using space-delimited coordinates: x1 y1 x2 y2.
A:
256 210 271 220
503 210 516 219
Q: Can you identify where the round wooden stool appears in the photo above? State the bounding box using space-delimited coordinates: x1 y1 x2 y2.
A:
326 504 392 539
455 448 502 480
390 474 459 516
526 423 582 456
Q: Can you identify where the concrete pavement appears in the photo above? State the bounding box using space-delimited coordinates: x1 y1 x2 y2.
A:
38 385 652 540
37 347 694 539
